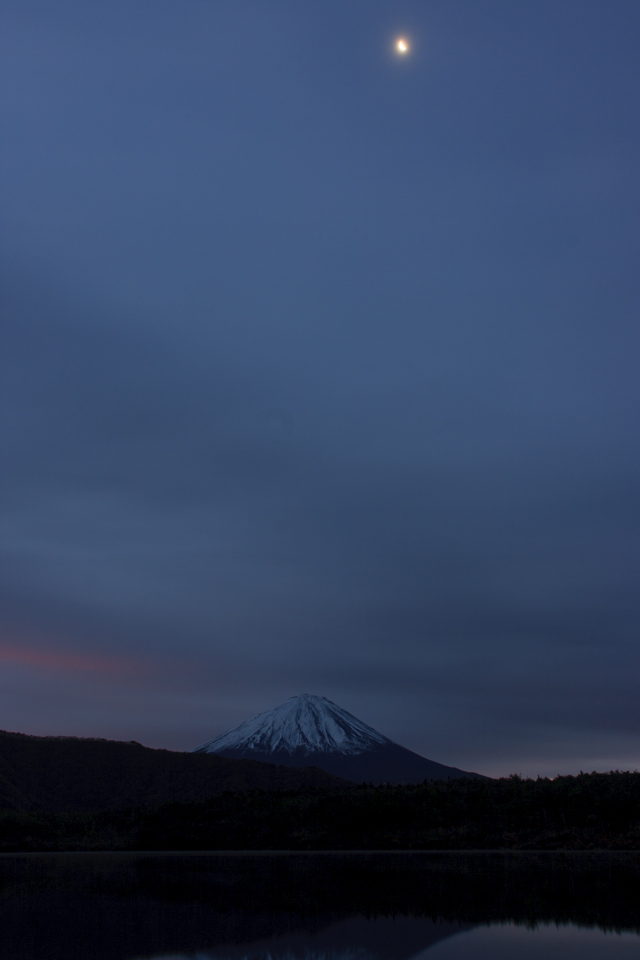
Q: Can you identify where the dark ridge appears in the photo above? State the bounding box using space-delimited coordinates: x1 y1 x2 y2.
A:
214 741 489 784
0 729 348 814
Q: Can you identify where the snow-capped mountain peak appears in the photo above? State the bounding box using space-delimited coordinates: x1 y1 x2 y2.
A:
193 694 392 757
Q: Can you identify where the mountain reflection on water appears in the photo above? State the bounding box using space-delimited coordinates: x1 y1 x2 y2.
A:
136 919 640 960
137 925 640 960
134 916 470 960
0 852 638 960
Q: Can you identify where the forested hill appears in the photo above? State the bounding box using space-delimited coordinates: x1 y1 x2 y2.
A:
0 729 346 813
1 769 639 851
127 770 640 851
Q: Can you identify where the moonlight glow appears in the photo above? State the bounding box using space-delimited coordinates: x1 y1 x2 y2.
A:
395 37 409 55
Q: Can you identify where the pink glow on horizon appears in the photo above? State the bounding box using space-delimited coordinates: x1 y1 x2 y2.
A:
0 640 148 678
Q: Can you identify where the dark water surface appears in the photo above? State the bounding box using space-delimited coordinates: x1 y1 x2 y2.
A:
1 852 638 960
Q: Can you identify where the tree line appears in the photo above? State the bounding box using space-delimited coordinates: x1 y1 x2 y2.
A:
1 770 639 851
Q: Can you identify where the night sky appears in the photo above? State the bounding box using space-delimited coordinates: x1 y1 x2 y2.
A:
1 1 639 777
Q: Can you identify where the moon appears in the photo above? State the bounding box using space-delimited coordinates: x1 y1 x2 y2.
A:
395 37 409 56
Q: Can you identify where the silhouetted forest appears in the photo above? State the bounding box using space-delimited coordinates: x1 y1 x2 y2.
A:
1 771 639 851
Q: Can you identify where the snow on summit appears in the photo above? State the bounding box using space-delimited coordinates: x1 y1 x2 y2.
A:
193 693 488 784
193 694 391 757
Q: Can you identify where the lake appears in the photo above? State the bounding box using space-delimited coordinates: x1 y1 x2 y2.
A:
0 851 638 959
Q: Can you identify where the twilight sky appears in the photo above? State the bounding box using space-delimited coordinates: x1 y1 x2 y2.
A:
1 0 639 777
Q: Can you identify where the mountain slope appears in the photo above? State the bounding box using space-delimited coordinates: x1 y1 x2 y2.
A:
194 695 487 784
0 729 347 813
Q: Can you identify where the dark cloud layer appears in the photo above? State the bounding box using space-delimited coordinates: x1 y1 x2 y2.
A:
1 0 639 774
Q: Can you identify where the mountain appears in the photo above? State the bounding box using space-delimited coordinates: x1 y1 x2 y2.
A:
193 694 487 784
0 729 346 814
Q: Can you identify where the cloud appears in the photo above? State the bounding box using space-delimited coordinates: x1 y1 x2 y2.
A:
1 1 639 774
